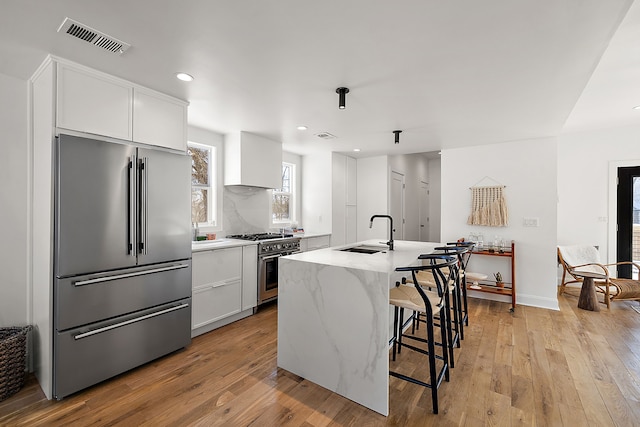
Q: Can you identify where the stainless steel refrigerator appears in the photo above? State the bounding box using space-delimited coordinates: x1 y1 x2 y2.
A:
53 133 192 399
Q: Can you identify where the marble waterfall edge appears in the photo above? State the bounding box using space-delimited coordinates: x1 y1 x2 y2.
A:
277 257 390 415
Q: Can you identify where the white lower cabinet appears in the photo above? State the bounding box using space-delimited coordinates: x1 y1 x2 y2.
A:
192 280 242 329
242 245 258 311
301 235 331 252
191 244 258 336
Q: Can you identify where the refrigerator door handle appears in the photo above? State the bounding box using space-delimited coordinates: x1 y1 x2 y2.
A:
128 155 137 257
73 263 190 287
73 303 190 340
139 156 149 255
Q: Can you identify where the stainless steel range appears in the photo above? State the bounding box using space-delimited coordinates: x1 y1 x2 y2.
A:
227 233 301 305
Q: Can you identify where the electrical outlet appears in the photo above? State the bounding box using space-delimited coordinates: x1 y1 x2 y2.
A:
598 216 608 222
523 217 539 227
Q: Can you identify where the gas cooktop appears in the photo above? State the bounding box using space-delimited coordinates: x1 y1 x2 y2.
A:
226 233 294 241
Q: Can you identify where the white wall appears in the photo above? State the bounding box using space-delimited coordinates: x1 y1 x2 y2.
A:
558 124 640 263
302 151 332 234
0 72 28 327
357 156 389 241
441 138 559 310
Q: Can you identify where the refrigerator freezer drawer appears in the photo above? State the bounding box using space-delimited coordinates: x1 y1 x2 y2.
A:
55 261 191 331
54 298 191 399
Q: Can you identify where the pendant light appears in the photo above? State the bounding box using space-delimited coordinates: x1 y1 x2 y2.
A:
393 130 402 144
336 87 349 109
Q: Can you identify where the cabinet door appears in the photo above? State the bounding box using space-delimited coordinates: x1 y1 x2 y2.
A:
133 88 187 151
242 245 258 311
56 63 132 140
346 156 357 205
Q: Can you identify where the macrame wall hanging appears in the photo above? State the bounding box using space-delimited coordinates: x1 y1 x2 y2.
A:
467 177 508 227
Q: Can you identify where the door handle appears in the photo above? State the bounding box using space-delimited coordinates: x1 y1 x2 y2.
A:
139 156 149 255
73 263 189 287
128 155 137 257
74 303 189 340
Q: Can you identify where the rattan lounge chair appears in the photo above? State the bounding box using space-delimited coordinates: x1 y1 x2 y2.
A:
557 245 640 309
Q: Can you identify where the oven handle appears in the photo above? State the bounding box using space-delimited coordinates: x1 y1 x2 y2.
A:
260 254 282 261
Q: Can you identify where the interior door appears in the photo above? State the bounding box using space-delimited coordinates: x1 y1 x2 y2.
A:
617 166 640 279
419 181 430 241
390 171 405 240
137 147 192 265
55 134 137 277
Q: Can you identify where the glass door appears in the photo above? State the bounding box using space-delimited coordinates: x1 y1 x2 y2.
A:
616 166 640 279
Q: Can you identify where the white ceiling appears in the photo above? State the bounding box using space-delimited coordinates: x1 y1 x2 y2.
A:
1 0 638 157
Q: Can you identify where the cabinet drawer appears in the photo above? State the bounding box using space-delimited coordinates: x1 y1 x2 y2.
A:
54 298 191 399
192 247 242 287
192 280 242 329
306 236 331 251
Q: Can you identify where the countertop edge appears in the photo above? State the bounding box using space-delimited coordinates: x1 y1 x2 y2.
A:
191 239 257 252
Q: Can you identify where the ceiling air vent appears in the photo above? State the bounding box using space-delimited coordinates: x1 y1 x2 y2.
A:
316 132 336 140
57 17 131 55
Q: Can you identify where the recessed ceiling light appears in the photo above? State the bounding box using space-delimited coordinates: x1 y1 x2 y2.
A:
438 151 442 155
297 125 308 131
176 72 194 82
353 148 361 152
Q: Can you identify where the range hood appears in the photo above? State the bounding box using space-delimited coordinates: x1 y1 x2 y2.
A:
224 131 282 189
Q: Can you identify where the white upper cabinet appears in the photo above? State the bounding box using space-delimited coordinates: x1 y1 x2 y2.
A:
56 62 133 140
133 88 187 151
54 57 187 151
224 131 282 188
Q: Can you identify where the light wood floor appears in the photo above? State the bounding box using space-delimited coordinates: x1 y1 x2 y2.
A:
1 294 639 426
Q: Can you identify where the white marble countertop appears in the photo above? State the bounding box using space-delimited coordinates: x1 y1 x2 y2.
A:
282 239 440 273
278 238 442 415
191 238 257 252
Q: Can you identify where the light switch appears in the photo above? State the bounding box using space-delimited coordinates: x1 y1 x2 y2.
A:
523 217 539 227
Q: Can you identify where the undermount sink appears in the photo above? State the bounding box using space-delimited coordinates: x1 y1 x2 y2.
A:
339 245 387 254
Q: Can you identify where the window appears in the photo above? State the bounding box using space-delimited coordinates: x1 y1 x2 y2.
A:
272 162 295 223
188 142 216 226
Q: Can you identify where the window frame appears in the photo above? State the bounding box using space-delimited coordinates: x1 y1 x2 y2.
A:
271 161 296 225
188 141 217 227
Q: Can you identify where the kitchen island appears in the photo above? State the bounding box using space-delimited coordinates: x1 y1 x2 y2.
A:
277 239 440 416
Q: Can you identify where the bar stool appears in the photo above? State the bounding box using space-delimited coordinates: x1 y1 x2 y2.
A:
433 245 470 340
445 241 476 327
389 254 457 414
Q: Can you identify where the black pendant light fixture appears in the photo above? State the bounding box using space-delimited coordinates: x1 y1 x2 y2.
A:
336 87 349 109
393 130 402 144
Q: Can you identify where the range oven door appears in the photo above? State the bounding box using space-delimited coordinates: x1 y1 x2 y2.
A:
258 254 280 305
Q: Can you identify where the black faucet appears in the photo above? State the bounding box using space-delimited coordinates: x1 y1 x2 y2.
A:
369 214 394 251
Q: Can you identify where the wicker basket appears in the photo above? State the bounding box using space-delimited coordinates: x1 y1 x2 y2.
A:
0 325 32 402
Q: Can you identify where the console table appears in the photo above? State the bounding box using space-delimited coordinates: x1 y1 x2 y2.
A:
468 241 516 311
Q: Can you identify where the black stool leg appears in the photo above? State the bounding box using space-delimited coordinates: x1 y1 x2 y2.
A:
392 306 399 361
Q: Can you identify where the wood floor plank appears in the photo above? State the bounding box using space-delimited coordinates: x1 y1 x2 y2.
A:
3 296 640 426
